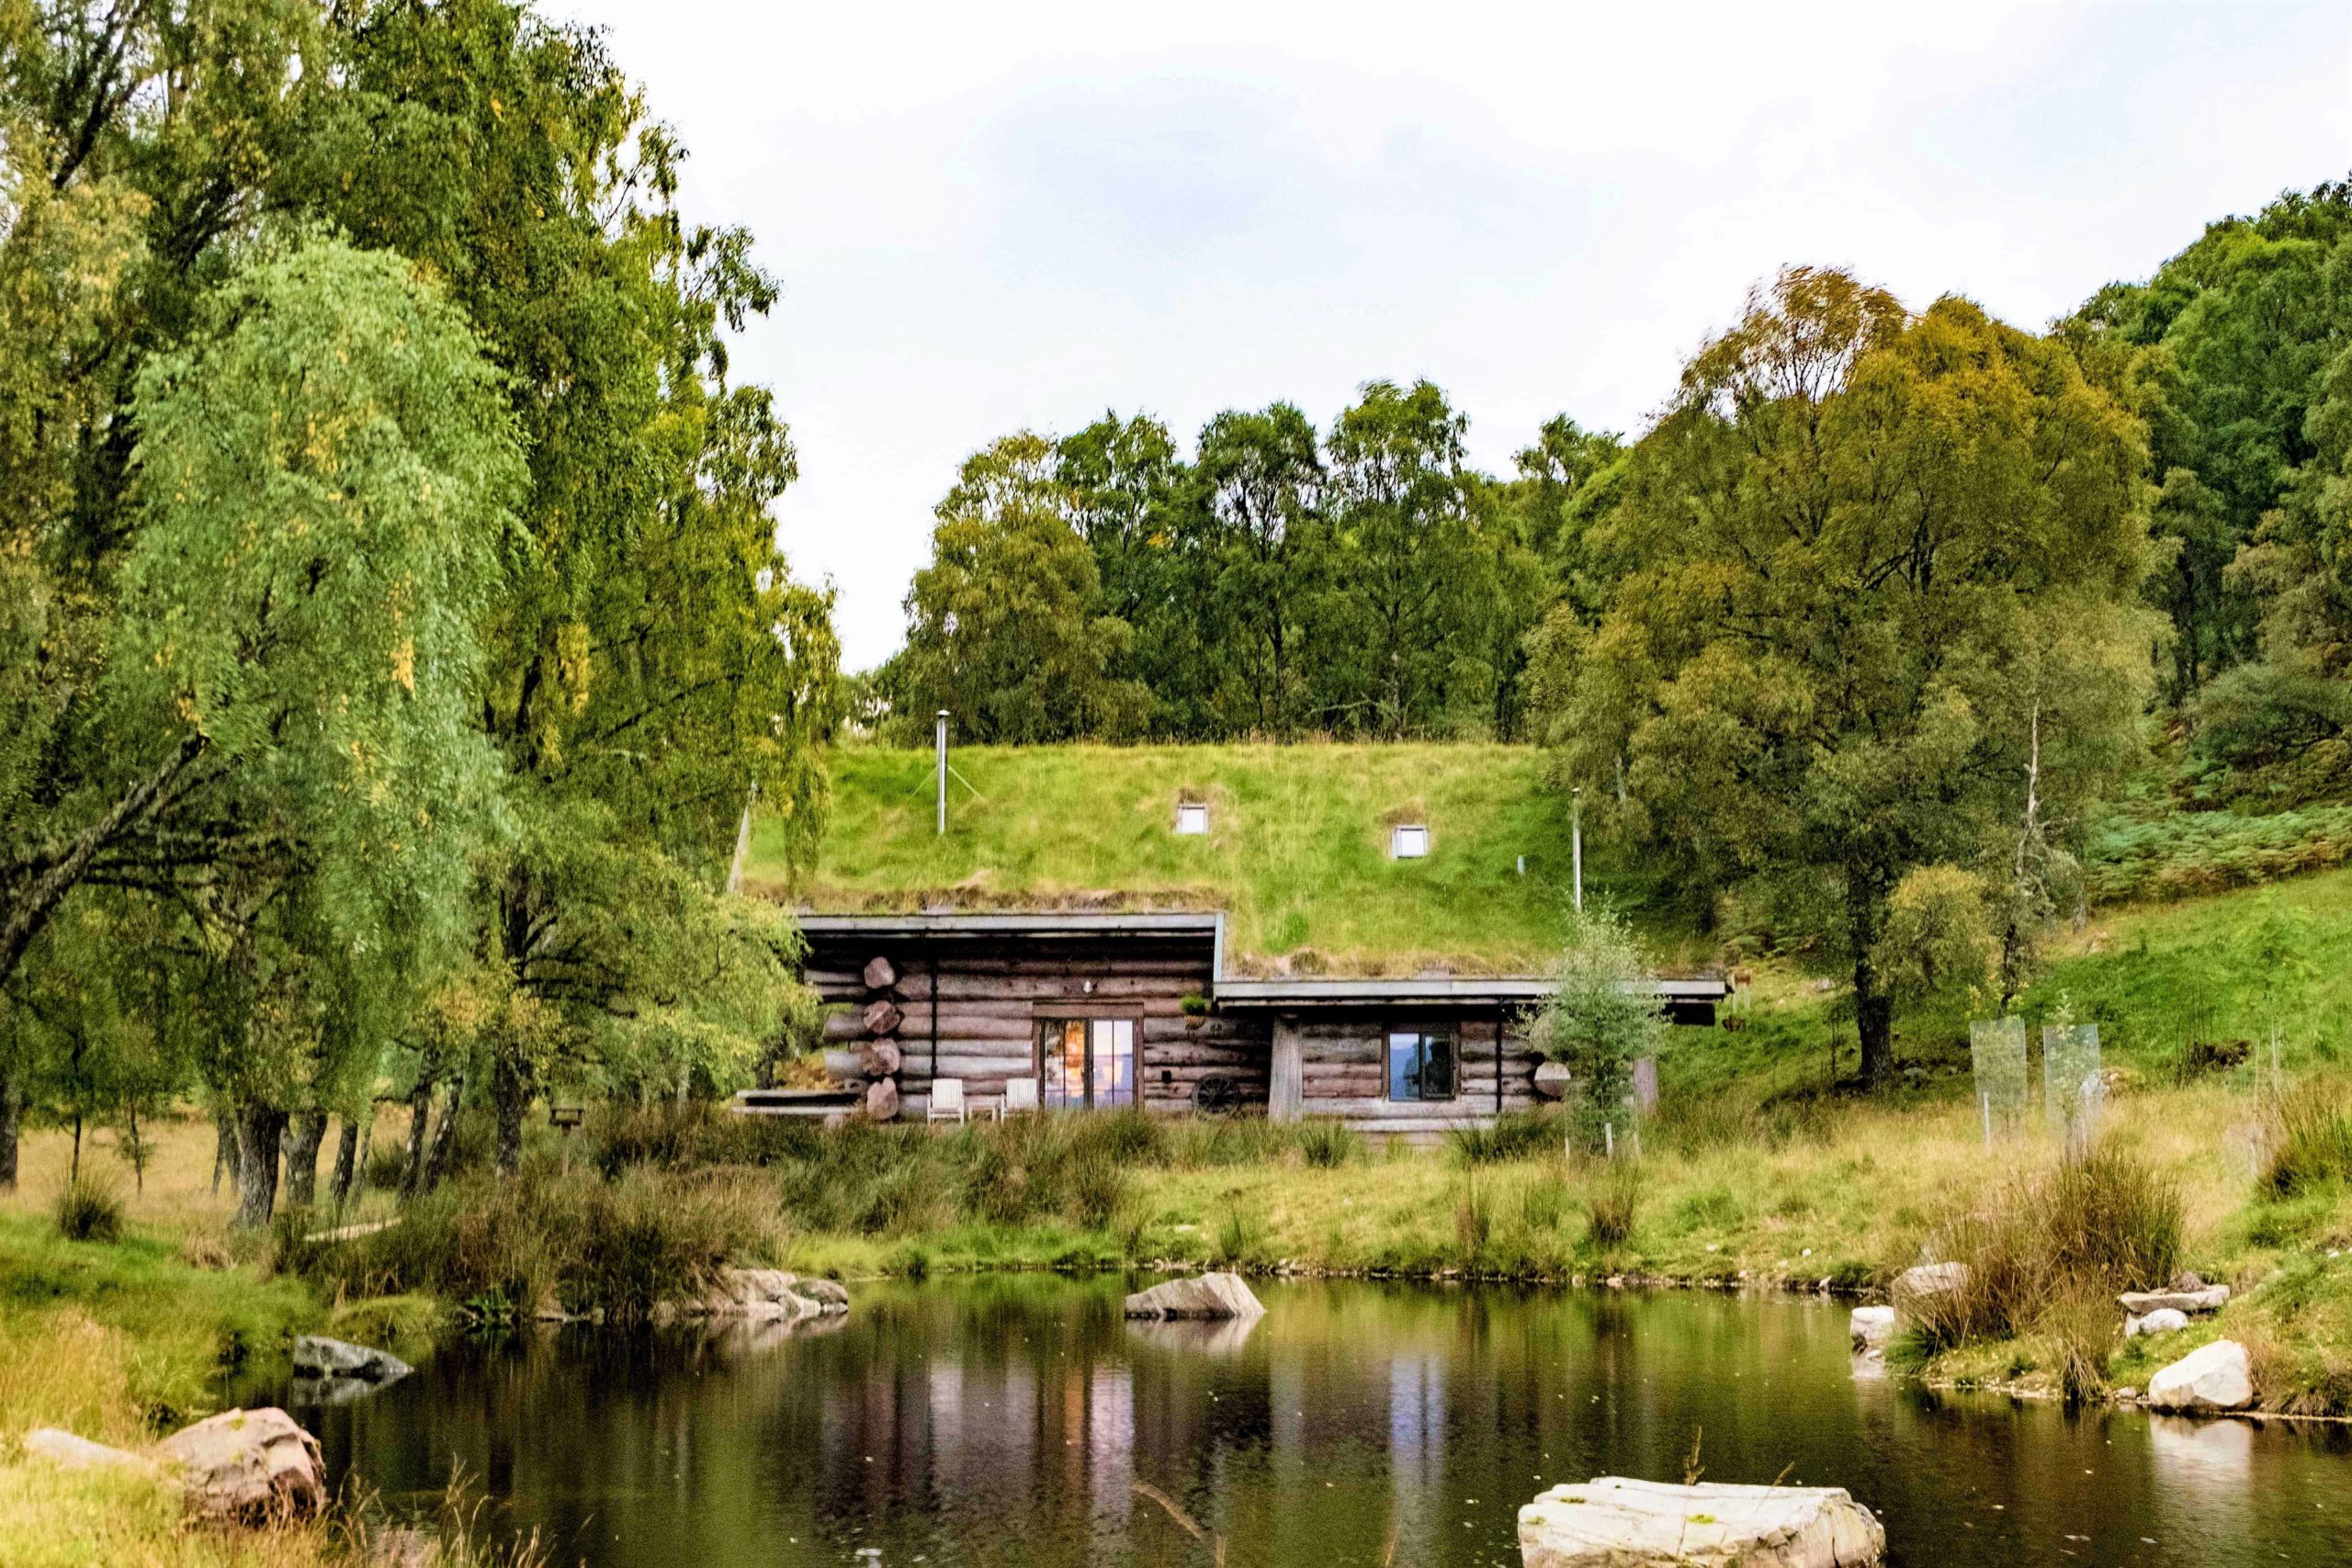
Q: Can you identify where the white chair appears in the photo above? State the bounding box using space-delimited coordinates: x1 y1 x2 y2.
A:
996 1076 1039 1120
927 1077 967 1124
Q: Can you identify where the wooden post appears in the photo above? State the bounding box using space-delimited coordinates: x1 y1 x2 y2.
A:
1572 786 1584 913
1268 1018 1304 1123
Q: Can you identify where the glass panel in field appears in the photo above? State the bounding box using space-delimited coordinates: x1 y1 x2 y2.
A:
1970 1018 2029 1135
1091 1020 1135 1108
1042 1021 1086 1111
2043 1022 2103 1154
1387 1032 1424 1101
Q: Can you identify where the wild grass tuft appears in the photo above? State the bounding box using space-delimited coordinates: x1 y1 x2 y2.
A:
1298 1118 1363 1168
1585 1160 1644 1249
52 1172 124 1244
2262 1083 2352 1197
1449 1110 1560 1167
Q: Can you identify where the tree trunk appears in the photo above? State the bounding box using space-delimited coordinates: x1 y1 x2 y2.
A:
232 1104 287 1230
1848 870 1895 1087
211 1104 241 1197
328 1113 362 1210
283 1111 328 1209
424 1072 466 1190
0 1071 20 1192
401 1076 435 1196
491 1046 530 1177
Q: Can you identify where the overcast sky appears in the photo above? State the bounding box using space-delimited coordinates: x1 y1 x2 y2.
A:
546 0 2352 671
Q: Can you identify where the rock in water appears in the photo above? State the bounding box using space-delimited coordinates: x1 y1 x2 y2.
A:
292 1335 413 1386
1520 1477 1886 1567
1123 1272 1265 1320
1848 1306 1896 1352
150 1408 324 1522
2147 1339 2255 1413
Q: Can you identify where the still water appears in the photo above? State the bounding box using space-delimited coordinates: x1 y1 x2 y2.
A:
281 1277 2352 1567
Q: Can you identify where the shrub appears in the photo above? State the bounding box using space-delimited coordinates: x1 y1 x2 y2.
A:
1905 1149 2181 1359
53 1174 124 1244
1585 1161 1643 1249
1449 1109 1559 1167
2263 1084 2352 1197
1298 1118 1362 1168
310 1160 786 1322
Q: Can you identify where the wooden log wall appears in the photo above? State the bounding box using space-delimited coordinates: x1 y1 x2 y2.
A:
803 937 1268 1116
1295 1015 1542 1131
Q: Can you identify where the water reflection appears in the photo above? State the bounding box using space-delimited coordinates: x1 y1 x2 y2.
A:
290 1278 2352 1568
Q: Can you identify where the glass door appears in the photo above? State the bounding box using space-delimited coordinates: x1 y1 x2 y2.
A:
1038 1018 1136 1110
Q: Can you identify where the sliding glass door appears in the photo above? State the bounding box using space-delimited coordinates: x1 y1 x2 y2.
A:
1039 1017 1136 1110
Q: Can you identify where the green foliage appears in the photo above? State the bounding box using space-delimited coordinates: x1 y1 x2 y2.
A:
2263 1083 2352 1198
1532 907 1667 1151
1584 1160 1643 1249
1297 1117 1363 1168
2085 802 2352 902
1544 267 2156 1080
1449 1109 1559 1166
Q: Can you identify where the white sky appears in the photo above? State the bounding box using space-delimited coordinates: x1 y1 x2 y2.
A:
546 0 2352 672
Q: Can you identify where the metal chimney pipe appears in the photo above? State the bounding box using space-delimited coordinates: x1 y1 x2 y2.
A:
1571 786 1584 913
935 710 949 836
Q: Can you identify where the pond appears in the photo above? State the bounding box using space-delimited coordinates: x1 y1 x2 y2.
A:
273 1277 2352 1567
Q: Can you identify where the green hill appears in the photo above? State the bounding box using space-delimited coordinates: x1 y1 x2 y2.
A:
748 743 1594 975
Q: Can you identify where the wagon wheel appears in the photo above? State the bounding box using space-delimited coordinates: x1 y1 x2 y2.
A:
1192 1075 1242 1116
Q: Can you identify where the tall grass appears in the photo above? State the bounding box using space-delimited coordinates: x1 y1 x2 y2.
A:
1585 1161 1644 1249
1449 1110 1560 1167
2262 1083 2352 1197
1902 1149 2182 1392
52 1173 124 1243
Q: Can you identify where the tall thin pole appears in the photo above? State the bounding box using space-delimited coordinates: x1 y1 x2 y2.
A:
1571 786 1584 913
935 710 949 836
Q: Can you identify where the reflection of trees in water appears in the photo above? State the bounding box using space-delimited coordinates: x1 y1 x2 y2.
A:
313 1280 2352 1568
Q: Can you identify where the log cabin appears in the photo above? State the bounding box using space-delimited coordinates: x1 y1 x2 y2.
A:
763 911 1728 1135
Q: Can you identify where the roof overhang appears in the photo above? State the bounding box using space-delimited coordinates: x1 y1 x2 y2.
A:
797 911 1223 942
1211 976 1730 1010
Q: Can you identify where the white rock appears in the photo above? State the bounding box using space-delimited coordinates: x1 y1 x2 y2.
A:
2147 1339 2255 1414
23 1428 154 1474
1848 1306 1896 1352
1123 1271 1265 1320
2124 1308 2190 1338
150 1407 324 1522
1519 1477 1886 1567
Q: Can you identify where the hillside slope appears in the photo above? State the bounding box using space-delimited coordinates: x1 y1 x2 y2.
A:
749 744 1588 974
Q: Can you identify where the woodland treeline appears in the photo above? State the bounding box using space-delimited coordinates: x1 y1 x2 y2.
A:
0 0 842 1223
884 179 2352 1078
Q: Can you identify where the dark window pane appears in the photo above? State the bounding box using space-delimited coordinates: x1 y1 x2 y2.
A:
1422 1032 1454 1101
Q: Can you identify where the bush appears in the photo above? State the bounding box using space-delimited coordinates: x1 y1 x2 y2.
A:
1585 1161 1643 1249
1905 1149 2181 1359
1448 1110 1559 1167
308 1160 787 1322
2263 1084 2352 1197
52 1174 124 1244
1298 1118 1362 1168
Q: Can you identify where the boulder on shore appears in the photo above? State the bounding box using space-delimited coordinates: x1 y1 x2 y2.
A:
1123 1271 1265 1321
1519 1477 1886 1567
23 1428 154 1474
292 1336 412 1387
2147 1338 2255 1414
150 1407 324 1522
689 1267 850 1322
1891 1262 1968 1306
2125 1307 2190 1339
2119 1285 2229 1315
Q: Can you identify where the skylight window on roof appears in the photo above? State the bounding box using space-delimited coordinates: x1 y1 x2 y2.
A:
1175 802 1210 836
1391 824 1429 860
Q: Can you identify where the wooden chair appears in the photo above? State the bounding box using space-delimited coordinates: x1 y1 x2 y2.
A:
927 1077 967 1124
996 1076 1039 1120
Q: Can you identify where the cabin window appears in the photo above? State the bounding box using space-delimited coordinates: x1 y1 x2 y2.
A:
1386 1028 1454 1101
1175 802 1210 836
1391 824 1430 859
1039 1017 1136 1110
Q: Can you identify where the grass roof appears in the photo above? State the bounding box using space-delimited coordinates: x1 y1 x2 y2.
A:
746 743 1589 976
